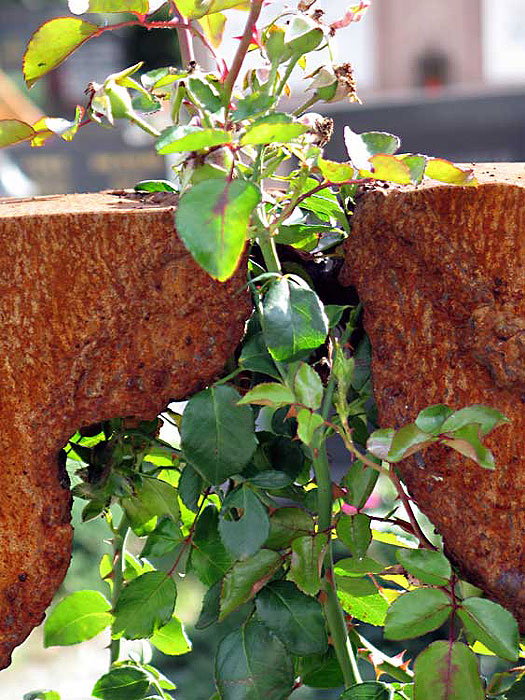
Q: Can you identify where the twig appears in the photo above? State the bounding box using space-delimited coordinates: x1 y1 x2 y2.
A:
223 0 264 105
389 465 436 550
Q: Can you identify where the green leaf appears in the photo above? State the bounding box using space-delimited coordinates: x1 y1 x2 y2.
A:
220 549 281 619
233 92 275 122
344 460 380 509
336 513 372 558
297 408 324 445
23 691 61 700
122 477 180 534
262 277 328 362
239 333 281 379
256 580 328 656
0 119 36 147
293 362 323 410
340 681 393 699
219 485 270 559
44 590 112 647
247 470 293 489
508 677 525 699
299 648 344 688
441 424 496 470
176 0 248 19
175 178 260 281
113 571 176 639
344 127 400 170
288 534 327 596
265 507 314 550
198 12 226 48
400 154 427 185
215 618 295 700
275 223 333 251
150 616 192 656
440 405 509 436
415 404 454 435
134 179 177 193
336 576 389 626
241 114 308 146
24 18 98 88
238 382 296 407
182 385 257 484
335 557 384 577
387 424 437 462
384 588 452 640
68 0 148 13
396 549 451 586
141 518 182 558
317 158 355 183
191 506 234 587
156 125 230 154
414 641 484 700
92 666 152 700
367 428 395 461
175 467 200 515
196 580 221 629
457 597 519 661
425 158 477 185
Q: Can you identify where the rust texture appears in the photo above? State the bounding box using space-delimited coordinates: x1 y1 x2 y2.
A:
0 191 251 668
341 163 525 631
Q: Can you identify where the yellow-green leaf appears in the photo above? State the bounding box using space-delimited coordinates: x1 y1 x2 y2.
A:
24 18 99 88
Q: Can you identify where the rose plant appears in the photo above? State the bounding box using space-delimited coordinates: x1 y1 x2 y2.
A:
1 1 524 699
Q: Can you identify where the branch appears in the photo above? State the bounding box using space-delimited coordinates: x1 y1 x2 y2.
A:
223 0 264 105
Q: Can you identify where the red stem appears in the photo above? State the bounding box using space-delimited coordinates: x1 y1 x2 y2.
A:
389 465 437 550
223 0 264 103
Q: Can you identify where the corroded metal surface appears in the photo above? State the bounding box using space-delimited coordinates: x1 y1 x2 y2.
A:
341 164 525 630
0 191 250 668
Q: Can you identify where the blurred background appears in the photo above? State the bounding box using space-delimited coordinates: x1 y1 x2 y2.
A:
1 0 523 697
3 0 525 195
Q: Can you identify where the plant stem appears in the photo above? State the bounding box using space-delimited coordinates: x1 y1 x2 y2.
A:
223 0 264 106
109 513 129 666
313 436 361 687
171 3 195 66
389 465 436 550
292 93 320 117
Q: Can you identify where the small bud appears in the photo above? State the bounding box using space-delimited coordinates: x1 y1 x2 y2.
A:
308 63 359 104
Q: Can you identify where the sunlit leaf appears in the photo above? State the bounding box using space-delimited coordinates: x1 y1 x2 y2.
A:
0 119 35 148
92 666 152 700
241 114 308 146
44 591 112 647
69 0 148 14
387 424 437 462
384 588 452 640
336 576 389 626
457 597 519 661
238 382 296 408
113 571 176 639
175 178 260 281
344 126 400 170
425 158 477 185
150 616 192 656
24 18 98 88
396 549 451 586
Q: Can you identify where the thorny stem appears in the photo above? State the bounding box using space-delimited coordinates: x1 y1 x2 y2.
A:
310 373 361 688
171 3 195 66
223 0 264 107
389 465 436 550
313 437 361 687
167 488 211 577
109 513 129 666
